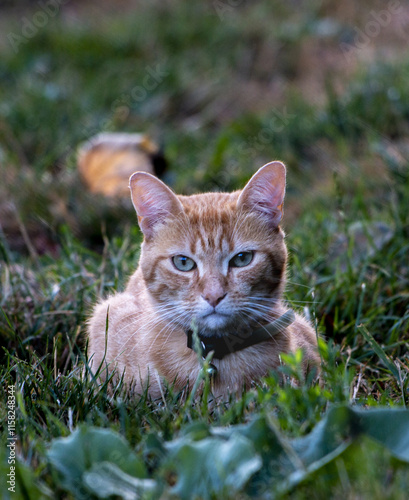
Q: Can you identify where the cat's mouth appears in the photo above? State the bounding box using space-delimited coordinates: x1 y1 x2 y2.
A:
203 310 228 318
198 311 237 333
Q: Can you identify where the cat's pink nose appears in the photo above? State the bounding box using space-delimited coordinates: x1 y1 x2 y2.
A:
202 292 227 308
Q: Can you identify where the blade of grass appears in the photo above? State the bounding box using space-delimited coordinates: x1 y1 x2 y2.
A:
358 324 400 380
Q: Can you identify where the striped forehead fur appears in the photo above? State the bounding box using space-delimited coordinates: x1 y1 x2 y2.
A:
152 190 280 251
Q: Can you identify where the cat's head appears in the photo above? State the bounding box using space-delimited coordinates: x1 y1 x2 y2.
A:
129 162 287 336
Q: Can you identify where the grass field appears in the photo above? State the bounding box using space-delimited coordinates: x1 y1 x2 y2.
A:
1 1 409 498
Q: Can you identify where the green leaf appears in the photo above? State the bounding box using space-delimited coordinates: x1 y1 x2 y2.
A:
214 415 296 482
210 406 409 495
358 408 409 462
47 426 149 499
83 462 157 499
45 407 409 499
274 406 409 494
165 434 261 500
291 405 358 464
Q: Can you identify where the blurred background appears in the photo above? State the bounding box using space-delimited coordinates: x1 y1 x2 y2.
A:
1 0 408 254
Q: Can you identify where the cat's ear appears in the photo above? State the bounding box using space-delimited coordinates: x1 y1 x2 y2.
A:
129 172 183 239
237 161 286 228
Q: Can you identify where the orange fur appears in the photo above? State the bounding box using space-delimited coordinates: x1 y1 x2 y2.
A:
87 161 319 399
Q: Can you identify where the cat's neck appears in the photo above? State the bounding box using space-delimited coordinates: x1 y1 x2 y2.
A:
186 308 295 360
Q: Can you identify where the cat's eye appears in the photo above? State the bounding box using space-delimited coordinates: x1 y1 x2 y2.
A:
172 255 196 272
229 251 254 268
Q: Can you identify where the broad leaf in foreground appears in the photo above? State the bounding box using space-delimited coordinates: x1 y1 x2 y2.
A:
46 406 409 499
47 426 151 499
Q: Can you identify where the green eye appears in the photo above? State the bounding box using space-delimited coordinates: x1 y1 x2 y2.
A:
229 251 254 268
172 255 196 272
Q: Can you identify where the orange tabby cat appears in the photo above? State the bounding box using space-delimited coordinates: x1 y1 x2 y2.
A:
87 161 319 399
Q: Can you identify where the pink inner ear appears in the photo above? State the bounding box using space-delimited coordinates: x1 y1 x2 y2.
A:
134 181 168 218
237 161 286 227
129 172 183 237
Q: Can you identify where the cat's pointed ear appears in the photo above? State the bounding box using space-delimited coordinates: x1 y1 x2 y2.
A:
237 161 286 228
129 172 183 239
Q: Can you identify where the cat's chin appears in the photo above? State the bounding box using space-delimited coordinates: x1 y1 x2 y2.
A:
194 313 249 337
200 312 230 332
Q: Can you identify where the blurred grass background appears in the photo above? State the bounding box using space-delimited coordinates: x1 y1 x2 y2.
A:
1 0 408 249
0 0 409 497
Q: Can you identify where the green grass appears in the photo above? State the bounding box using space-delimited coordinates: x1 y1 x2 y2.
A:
1 1 409 498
